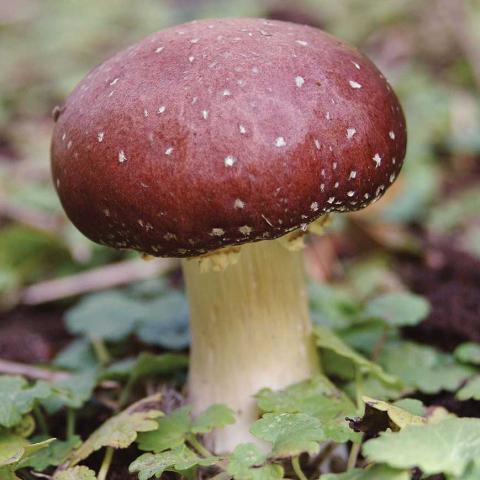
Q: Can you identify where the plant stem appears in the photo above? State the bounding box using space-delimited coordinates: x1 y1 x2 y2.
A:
66 408 75 440
117 375 135 409
187 434 214 458
292 456 309 480
98 447 114 480
347 442 361 471
182 240 320 453
33 404 49 436
90 337 110 366
348 366 365 471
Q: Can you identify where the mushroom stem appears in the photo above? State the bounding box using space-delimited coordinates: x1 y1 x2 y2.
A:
182 239 320 453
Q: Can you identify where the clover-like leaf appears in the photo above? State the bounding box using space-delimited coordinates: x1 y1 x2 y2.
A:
379 341 474 394
314 327 398 385
256 376 358 443
0 376 51 428
68 394 163 466
365 292 430 327
137 406 192 453
191 404 236 434
54 466 97 480
129 445 218 480
250 413 325 457
228 443 283 480
65 290 142 341
363 417 480 477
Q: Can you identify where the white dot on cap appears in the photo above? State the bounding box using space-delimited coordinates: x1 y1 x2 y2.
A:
224 155 237 167
295 76 305 88
310 202 319 212
349 80 362 89
346 128 356 139
372 153 382 167
118 150 127 163
389 131 396 140
165 147 174 156
274 137 287 147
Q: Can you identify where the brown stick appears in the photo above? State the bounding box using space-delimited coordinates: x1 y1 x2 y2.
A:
0 358 70 381
20 258 178 305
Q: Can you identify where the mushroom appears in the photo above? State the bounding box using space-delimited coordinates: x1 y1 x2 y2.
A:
51 18 406 452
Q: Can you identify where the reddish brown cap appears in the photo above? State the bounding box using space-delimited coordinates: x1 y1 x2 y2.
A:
51 18 406 257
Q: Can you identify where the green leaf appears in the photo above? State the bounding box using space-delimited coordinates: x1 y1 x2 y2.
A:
456 376 480 401
191 404 236 434
454 343 480 365
379 341 474 394
322 465 409 479
136 292 191 350
129 445 218 480
256 376 358 443
54 339 98 372
23 436 81 471
314 327 398 385
309 284 362 330
250 413 325 457
228 443 284 480
65 291 142 341
365 292 430 327
0 376 51 427
0 432 54 469
43 370 97 413
68 394 163 466
363 417 480 477
54 466 97 480
137 406 192 453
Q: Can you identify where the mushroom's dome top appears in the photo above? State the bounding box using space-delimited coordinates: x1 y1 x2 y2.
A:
51 18 407 257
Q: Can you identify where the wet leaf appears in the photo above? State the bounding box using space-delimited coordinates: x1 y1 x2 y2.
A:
454 343 480 365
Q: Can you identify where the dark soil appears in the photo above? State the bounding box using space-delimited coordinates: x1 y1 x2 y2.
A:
400 242 480 350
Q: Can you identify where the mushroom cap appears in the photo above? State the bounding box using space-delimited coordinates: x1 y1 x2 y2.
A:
51 18 406 257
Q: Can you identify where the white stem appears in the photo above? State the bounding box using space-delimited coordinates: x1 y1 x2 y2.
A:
182 240 320 453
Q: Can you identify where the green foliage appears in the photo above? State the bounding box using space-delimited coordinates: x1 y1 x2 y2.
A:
191 404 236 434
67 395 162 467
314 326 398 385
228 443 284 480
0 376 51 428
250 413 326 457
455 343 480 365
65 289 190 349
363 418 480 477
322 465 409 479
364 292 430 327
137 404 235 453
54 466 97 480
456 376 480 401
23 436 81 471
378 341 474 394
129 445 218 480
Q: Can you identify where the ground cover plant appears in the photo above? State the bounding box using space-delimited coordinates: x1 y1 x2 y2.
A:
1 1 480 479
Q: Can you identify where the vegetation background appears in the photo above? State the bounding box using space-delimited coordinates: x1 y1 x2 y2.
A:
0 1 480 479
